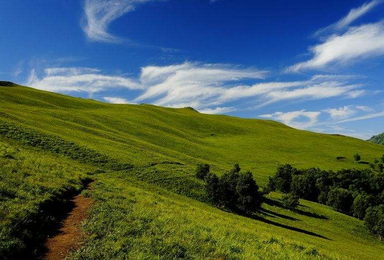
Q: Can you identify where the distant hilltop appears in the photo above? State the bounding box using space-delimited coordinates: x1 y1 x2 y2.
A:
369 132 384 145
0 81 17 87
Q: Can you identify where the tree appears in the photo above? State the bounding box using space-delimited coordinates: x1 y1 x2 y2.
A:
382 154 384 163
205 172 220 205
378 163 384 173
219 170 239 209
273 164 297 193
282 193 300 209
290 169 319 201
236 171 261 213
232 164 241 174
326 188 353 214
196 164 210 180
365 205 384 240
354 153 361 162
352 194 374 220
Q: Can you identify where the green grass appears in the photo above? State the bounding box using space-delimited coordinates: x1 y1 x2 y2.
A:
69 172 384 260
0 139 94 259
1 83 384 259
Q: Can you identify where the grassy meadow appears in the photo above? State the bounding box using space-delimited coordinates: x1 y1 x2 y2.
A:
1 83 384 259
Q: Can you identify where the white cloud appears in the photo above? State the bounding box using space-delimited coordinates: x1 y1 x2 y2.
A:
199 107 236 114
135 62 268 108
82 0 154 43
289 22 384 72
27 67 140 94
103 96 131 104
26 63 364 115
135 63 361 111
357 105 374 112
260 110 321 129
323 106 356 119
338 111 384 123
314 1 382 36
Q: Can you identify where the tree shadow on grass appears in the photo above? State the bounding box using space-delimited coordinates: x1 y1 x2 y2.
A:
259 208 299 221
263 197 328 220
251 214 331 240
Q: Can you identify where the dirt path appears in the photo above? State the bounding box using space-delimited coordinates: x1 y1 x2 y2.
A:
43 186 93 260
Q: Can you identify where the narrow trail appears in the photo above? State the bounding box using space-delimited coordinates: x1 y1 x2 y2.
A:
43 182 94 260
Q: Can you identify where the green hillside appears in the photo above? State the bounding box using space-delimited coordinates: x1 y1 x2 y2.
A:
370 132 384 145
1 83 384 259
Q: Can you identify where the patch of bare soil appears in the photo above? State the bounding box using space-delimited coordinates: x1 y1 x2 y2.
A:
43 190 93 260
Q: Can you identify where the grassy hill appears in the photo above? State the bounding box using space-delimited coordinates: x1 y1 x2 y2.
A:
370 132 384 145
1 82 384 259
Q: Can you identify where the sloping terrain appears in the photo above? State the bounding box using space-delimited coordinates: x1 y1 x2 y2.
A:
1 82 384 259
370 132 384 145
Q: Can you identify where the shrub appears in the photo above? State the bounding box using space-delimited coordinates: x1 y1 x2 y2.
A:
354 153 361 162
282 193 300 209
196 164 210 180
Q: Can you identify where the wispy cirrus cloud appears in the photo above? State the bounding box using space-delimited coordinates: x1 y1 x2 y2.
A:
314 0 382 37
289 22 384 72
135 63 363 112
81 0 155 43
26 63 365 114
27 67 140 93
260 110 321 129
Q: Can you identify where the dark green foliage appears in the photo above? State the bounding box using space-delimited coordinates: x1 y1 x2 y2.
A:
236 171 261 213
219 170 239 209
0 81 16 87
354 153 361 162
205 172 220 205
270 164 297 193
195 164 210 180
282 193 300 209
290 169 319 201
205 165 262 214
352 195 374 219
270 164 384 238
0 122 132 171
364 205 384 240
326 188 353 214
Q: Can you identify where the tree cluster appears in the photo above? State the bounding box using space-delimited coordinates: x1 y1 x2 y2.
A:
267 162 384 240
196 164 262 214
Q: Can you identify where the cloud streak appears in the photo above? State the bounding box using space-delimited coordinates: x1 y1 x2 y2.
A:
27 67 140 93
82 0 154 43
289 22 384 72
314 0 382 37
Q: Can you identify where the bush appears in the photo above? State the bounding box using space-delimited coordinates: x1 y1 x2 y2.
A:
282 193 300 209
354 153 361 162
196 164 210 180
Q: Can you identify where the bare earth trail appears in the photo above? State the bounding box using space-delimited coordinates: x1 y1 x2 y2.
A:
43 183 94 260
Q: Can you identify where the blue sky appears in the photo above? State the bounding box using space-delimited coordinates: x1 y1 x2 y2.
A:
1 0 384 139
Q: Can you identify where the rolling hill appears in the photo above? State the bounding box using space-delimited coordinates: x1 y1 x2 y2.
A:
1 82 384 259
370 132 384 145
